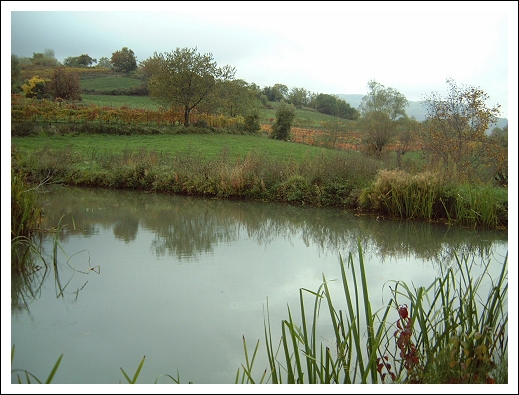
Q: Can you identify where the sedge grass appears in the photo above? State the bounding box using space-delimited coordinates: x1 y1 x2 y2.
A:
360 169 507 228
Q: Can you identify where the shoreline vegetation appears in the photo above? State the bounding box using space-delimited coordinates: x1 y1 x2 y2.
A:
12 122 507 230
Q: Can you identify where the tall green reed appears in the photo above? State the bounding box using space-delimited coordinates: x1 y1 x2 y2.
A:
449 185 508 228
238 242 508 384
11 168 42 241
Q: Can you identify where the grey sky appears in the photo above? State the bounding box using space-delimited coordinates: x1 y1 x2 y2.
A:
4 1 517 118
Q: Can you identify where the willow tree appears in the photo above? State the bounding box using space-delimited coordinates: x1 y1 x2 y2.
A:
359 79 408 157
146 47 235 126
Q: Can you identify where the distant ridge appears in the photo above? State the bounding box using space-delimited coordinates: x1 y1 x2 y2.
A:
335 94 508 132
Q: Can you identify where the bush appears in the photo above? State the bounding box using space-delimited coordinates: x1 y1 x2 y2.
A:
243 114 261 133
270 102 295 141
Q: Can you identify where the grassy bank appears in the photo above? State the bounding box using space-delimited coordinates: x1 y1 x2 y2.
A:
11 133 379 209
12 128 507 228
11 132 336 163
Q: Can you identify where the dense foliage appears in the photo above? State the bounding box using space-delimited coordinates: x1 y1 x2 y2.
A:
270 101 296 141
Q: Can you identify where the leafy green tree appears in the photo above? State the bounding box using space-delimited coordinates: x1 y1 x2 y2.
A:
359 79 408 157
78 54 96 67
47 67 82 101
420 78 501 180
111 47 137 73
63 54 96 67
63 56 80 67
270 101 296 141
287 87 309 108
314 93 338 115
336 99 359 120
30 49 58 66
146 47 236 126
243 113 261 133
11 54 22 93
315 93 359 120
96 57 112 69
263 84 288 102
207 79 260 117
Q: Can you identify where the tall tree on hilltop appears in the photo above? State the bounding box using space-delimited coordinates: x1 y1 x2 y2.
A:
111 47 137 73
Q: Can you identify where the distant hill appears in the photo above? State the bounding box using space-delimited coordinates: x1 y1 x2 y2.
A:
335 94 508 133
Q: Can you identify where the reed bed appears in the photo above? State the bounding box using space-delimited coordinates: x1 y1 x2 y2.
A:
360 169 507 228
238 241 508 384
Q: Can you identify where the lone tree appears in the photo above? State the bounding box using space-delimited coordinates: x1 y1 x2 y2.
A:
420 78 501 180
270 101 296 141
111 47 137 73
146 47 236 126
359 79 408 157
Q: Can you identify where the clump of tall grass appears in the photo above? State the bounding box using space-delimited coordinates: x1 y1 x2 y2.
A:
11 167 42 240
443 184 508 228
11 345 62 384
11 166 46 275
238 242 508 384
359 169 445 220
359 169 507 228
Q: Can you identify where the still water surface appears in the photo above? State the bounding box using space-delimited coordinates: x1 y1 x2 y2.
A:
11 186 508 384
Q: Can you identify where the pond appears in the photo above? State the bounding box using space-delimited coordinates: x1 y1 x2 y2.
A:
10 186 508 384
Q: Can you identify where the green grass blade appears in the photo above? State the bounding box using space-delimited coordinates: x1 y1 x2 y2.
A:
339 252 365 381
45 354 63 383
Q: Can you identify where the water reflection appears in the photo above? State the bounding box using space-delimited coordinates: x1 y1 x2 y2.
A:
11 241 94 316
40 186 507 266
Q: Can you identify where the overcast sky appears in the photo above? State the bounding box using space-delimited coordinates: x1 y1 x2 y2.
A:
4 1 517 119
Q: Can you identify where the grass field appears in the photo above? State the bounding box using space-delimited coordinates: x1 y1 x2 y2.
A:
81 94 161 110
80 76 143 91
11 133 334 163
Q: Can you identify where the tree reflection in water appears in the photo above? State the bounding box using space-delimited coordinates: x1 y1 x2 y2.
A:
38 185 507 266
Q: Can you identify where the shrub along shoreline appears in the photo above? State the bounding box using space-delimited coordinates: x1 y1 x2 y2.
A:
11 124 507 229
